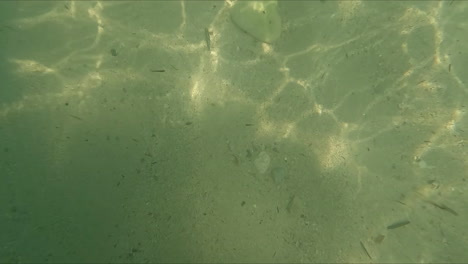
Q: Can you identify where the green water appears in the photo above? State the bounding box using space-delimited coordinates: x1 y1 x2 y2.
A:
1 1 467 262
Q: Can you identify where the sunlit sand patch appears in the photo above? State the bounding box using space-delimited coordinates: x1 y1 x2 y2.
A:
337 0 363 23
11 59 55 74
321 135 351 170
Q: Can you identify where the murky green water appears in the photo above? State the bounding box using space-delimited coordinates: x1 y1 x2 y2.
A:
1 1 467 262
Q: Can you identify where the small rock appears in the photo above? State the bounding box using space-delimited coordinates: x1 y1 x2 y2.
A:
271 166 287 184
254 151 270 174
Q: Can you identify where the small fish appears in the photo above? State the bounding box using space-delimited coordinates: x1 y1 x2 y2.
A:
204 28 211 51
69 114 83 120
360 241 372 260
425 200 458 216
387 220 410 230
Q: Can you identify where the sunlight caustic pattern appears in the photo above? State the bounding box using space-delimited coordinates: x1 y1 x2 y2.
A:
1 0 467 262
